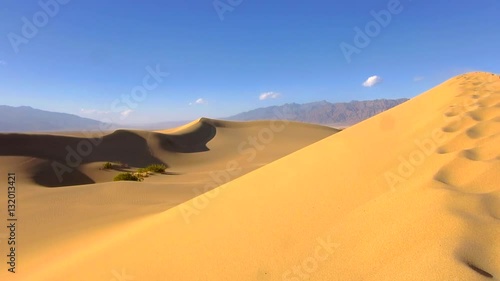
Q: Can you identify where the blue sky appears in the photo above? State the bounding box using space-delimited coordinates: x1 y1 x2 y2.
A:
1 0 499 124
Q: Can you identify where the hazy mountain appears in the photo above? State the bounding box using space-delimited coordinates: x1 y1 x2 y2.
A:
226 99 409 126
1 99 408 132
0 106 109 132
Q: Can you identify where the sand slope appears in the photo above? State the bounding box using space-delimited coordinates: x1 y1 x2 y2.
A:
3 72 500 280
0 119 337 279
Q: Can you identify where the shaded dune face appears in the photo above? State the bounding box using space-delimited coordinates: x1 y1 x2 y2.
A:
0 131 161 165
0 131 165 187
31 161 96 187
434 73 500 279
0 134 79 159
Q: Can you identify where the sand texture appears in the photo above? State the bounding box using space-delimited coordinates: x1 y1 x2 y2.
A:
1 72 499 280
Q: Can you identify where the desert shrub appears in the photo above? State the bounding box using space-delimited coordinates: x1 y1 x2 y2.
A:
113 173 142 182
144 164 167 173
136 168 152 177
133 171 150 178
115 161 129 168
137 167 149 173
102 162 114 169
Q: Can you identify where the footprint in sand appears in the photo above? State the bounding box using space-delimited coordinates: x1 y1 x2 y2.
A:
417 75 498 274
464 133 500 161
444 96 479 115
466 120 500 139
439 85 483 152
441 115 477 134
434 156 500 194
437 134 477 154
482 191 500 220
437 125 500 193
435 76 500 194
468 107 500 121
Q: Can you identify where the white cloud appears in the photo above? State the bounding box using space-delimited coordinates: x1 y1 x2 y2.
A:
196 98 207 104
259 92 281 101
413 76 424 82
120 109 134 118
80 109 96 114
362 75 383 87
190 98 207 105
81 108 135 121
0 60 7 66
80 108 110 115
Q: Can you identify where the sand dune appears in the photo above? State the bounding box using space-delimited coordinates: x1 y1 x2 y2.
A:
0 118 336 187
2 72 500 280
0 119 336 278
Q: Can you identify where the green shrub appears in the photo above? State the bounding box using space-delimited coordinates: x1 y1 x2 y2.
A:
134 171 150 178
137 167 148 173
113 173 142 182
144 164 167 173
102 162 114 169
115 161 129 168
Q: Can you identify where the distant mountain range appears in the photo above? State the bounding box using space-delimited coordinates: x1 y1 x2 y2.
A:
0 106 108 132
227 99 409 126
0 98 408 132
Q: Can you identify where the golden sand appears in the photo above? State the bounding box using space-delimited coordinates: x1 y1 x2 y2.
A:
1 72 499 280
